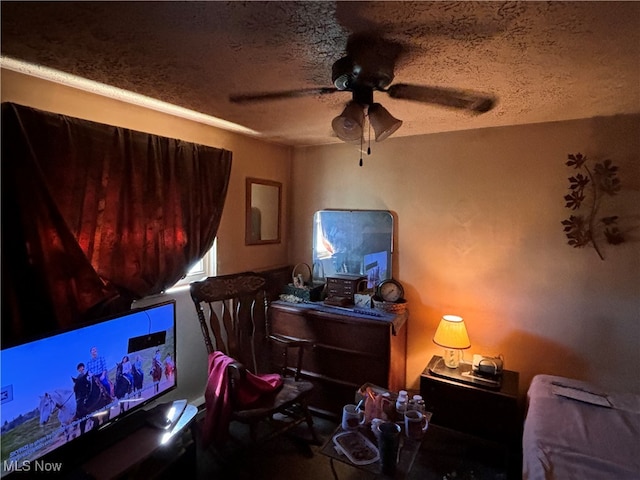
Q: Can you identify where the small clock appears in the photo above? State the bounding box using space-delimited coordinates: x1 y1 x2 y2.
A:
376 279 404 303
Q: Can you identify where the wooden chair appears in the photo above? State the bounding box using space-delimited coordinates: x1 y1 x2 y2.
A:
190 272 319 446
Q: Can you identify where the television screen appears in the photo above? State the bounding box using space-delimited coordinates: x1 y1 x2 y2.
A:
0 300 176 476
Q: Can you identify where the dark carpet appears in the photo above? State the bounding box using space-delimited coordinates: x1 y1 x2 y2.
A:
194 414 515 479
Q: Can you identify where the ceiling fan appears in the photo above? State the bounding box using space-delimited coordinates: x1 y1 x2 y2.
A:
229 33 497 143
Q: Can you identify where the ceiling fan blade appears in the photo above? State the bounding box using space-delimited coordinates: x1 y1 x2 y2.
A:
386 84 496 113
230 87 338 104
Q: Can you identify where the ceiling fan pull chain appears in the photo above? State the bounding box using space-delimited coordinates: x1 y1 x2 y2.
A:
359 129 364 167
367 115 371 155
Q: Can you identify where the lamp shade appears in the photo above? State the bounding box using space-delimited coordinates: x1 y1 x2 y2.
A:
331 101 364 142
433 315 471 349
368 103 402 142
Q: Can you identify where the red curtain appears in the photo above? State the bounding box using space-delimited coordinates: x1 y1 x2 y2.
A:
1 103 232 346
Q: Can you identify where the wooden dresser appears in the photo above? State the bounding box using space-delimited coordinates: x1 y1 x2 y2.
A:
268 301 407 418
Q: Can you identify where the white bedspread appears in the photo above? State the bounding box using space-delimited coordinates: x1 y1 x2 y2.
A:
523 374 640 480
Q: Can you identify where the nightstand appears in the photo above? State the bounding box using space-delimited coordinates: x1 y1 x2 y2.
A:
420 355 520 446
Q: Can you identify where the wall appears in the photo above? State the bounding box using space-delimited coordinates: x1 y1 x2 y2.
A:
4 68 639 404
289 115 640 397
1 69 293 405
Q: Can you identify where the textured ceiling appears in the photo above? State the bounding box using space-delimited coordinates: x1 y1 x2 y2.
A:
2 1 639 146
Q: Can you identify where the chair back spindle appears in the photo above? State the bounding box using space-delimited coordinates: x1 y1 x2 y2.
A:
190 273 267 374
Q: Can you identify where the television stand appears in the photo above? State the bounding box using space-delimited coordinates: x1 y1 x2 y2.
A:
73 404 198 480
146 399 188 430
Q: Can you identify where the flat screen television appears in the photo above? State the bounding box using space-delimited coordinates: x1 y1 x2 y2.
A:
0 300 177 477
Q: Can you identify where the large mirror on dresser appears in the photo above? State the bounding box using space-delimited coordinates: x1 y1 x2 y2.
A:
312 210 394 287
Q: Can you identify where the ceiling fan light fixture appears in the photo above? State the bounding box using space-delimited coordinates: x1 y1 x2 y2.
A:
332 101 364 142
368 103 402 142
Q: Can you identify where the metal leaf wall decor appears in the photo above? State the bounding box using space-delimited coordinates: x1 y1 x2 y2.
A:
561 153 624 260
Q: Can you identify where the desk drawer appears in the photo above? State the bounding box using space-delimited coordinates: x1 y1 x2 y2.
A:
270 308 389 354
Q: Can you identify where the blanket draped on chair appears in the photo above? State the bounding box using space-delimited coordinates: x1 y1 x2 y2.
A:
203 351 283 447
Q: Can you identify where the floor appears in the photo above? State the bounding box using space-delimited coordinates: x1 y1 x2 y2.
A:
193 413 515 480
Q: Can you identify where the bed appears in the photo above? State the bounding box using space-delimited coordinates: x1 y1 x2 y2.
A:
523 374 640 480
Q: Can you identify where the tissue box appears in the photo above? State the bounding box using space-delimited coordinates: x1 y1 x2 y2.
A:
354 293 374 308
282 282 325 302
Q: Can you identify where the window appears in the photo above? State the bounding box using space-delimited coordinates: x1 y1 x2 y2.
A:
167 238 217 291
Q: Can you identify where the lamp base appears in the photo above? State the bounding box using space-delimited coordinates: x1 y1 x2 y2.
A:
442 349 461 368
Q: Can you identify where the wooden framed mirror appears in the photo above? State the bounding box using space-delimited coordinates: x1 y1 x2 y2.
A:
245 177 282 245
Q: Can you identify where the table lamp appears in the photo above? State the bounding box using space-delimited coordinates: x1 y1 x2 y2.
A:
433 314 470 368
